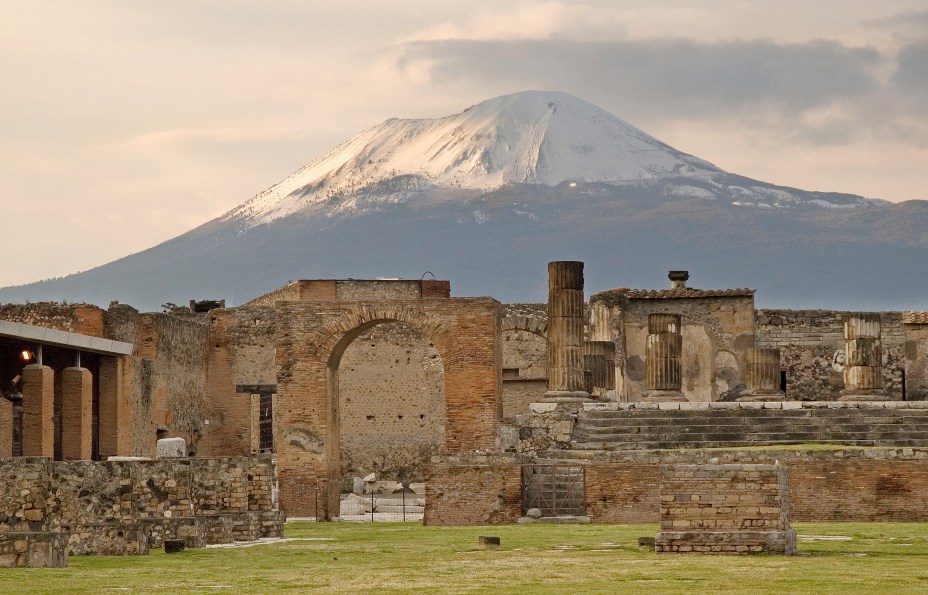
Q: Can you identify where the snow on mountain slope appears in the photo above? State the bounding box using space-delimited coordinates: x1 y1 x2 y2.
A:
224 90 724 226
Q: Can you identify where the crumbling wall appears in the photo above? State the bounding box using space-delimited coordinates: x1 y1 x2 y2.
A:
756 310 905 400
104 306 209 456
424 455 522 525
0 303 104 337
903 316 928 401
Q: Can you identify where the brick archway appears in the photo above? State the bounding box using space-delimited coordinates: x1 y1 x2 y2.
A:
274 299 501 517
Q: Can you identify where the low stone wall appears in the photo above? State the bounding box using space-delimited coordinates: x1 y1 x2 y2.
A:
427 448 928 525
655 464 795 554
0 455 283 559
0 531 68 568
425 455 522 526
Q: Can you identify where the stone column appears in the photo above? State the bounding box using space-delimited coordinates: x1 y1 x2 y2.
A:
738 348 784 401
840 313 888 401
61 367 93 460
583 341 616 399
22 364 55 457
545 261 592 401
644 314 685 401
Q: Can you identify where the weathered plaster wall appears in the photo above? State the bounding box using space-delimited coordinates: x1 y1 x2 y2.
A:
610 296 755 402
904 318 928 400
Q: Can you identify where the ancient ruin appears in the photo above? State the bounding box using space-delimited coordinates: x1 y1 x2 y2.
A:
3 262 928 561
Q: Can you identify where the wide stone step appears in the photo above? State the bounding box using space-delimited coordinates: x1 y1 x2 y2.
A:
570 437 928 450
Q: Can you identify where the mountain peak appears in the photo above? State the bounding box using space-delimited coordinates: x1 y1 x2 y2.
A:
225 90 722 226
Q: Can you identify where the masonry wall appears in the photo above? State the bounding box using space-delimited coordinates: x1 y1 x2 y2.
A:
339 322 445 489
104 306 210 456
0 456 281 555
0 303 105 337
756 310 905 400
501 328 547 419
275 298 501 517
617 296 756 401
201 305 277 456
424 457 522 525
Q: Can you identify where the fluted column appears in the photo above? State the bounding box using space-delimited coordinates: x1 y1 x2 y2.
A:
644 314 685 401
840 313 888 401
583 340 616 398
545 261 593 401
738 348 784 401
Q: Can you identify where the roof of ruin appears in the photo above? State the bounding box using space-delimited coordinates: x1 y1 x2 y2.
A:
591 287 755 305
0 319 134 356
903 311 928 325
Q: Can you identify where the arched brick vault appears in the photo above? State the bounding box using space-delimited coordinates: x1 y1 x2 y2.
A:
501 306 547 338
274 298 502 517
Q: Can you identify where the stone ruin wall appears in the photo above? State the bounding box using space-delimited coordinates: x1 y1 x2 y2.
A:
426 447 928 526
338 321 445 489
0 302 105 337
105 307 211 455
501 304 548 420
202 305 277 457
904 316 928 400
756 310 906 400
0 455 282 562
611 296 756 402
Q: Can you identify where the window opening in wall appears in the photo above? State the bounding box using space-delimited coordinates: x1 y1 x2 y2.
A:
259 393 274 453
156 428 168 441
502 368 520 380
779 370 787 393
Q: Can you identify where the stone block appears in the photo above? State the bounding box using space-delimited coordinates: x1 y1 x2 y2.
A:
156 438 187 459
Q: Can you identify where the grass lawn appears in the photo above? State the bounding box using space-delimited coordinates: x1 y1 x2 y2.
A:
2 521 928 594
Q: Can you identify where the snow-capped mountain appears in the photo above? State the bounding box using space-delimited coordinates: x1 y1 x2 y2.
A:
223 91 872 230
1 91 924 312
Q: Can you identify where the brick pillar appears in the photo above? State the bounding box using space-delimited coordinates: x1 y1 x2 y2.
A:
99 356 132 457
0 397 12 458
61 367 93 460
840 313 888 401
545 261 593 402
644 314 685 401
22 364 55 457
738 348 784 401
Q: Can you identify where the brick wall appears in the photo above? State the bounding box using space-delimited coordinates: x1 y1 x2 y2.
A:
425 458 522 525
0 303 104 336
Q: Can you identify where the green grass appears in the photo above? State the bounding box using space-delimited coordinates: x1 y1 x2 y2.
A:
3 522 928 593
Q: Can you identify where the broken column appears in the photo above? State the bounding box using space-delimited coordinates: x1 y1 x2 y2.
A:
22 364 55 457
61 366 93 460
644 313 685 401
544 261 592 401
840 313 888 401
583 341 616 399
738 348 784 401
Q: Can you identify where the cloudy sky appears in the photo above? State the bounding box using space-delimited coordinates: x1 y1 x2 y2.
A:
2 1 927 288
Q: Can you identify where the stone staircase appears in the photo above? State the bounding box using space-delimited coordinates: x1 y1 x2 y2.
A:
571 404 928 450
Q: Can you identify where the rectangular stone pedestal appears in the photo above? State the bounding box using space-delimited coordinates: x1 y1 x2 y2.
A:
656 464 795 555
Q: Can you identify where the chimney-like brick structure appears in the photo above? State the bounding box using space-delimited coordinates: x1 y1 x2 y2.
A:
545 261 592 401
61 367 93 460
738 348 784 401
22 364 55 457
644 313 685 401
840 313 888 401
668 270 689 290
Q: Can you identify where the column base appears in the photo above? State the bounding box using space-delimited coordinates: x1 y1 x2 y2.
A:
544 390 595 403
643 390 685 402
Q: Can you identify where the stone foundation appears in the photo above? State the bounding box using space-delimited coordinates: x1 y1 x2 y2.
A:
655 464 795 555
